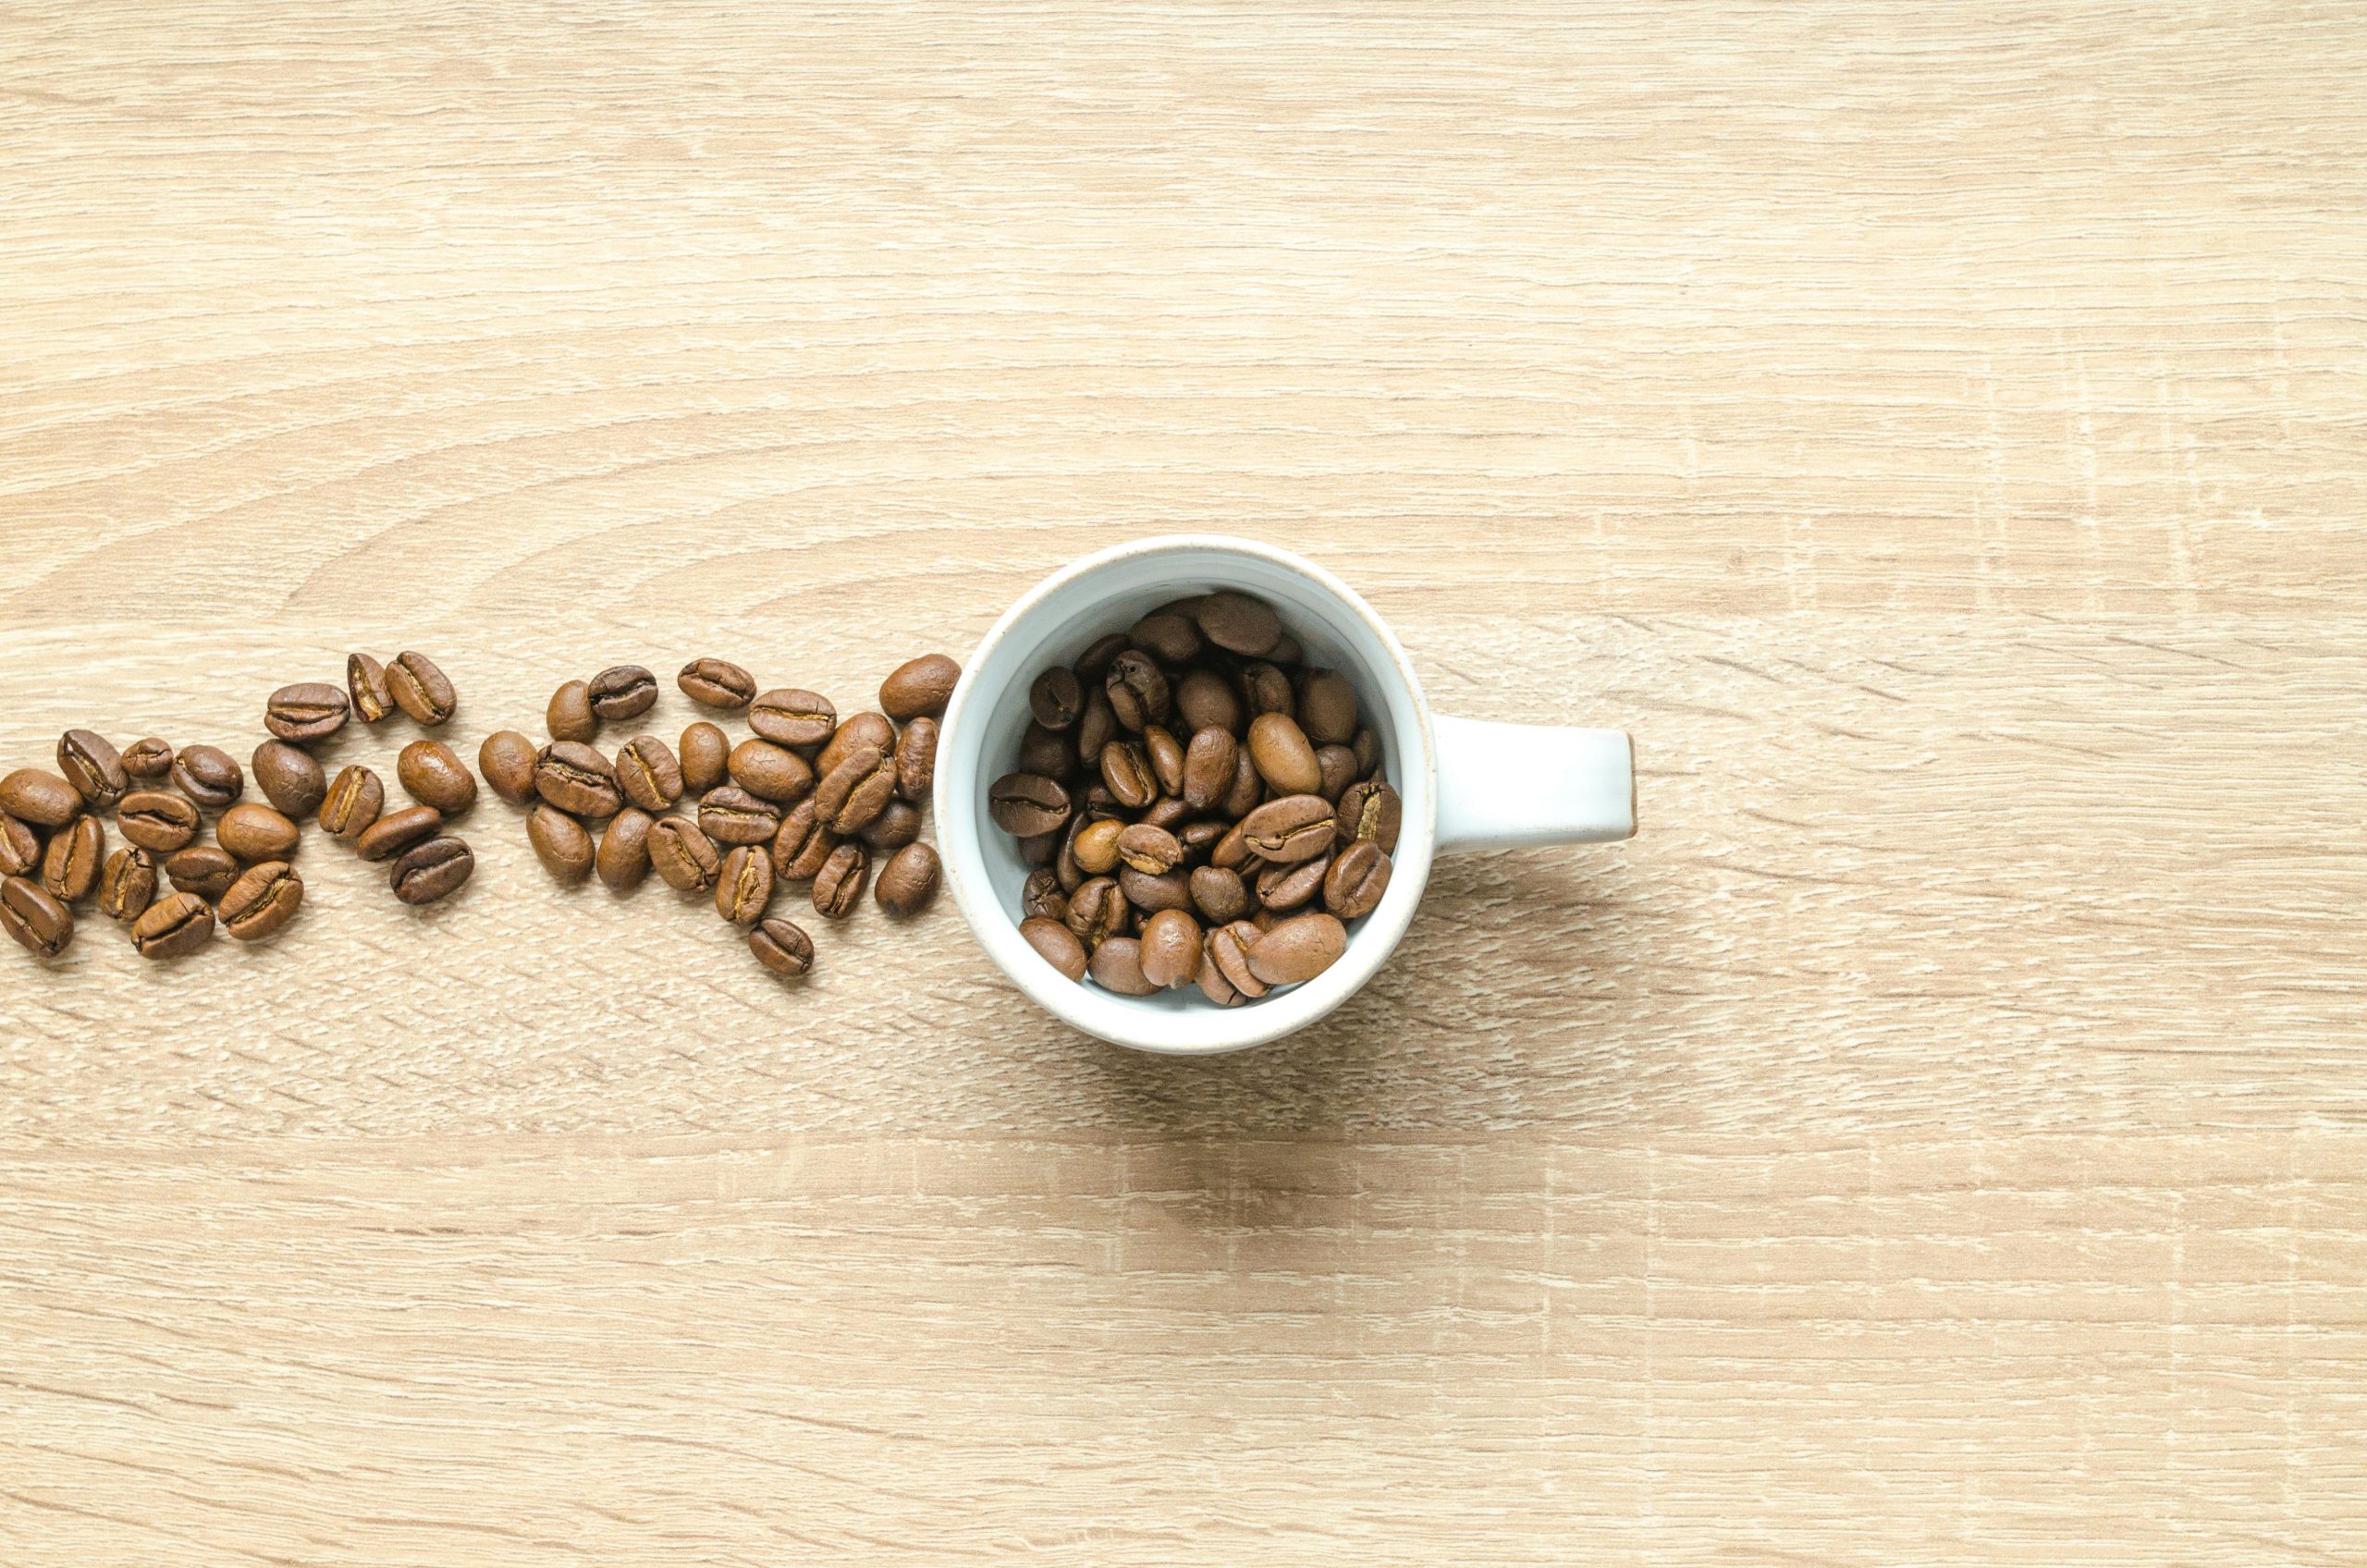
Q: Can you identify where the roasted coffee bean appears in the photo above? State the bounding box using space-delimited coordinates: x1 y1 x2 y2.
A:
748 917 816 977
131 890 214 959
1209 818 1251 871
1208 920 1268 998
348 653 395 724
1257 852 1329 913
815 743 897 834
587 664 657 720
1239 661 1294 720
1324 840 1392 919
1296 668 1359 745
265 681 350 744
357 805 443 863
1 874 73 958
699 786 781 847
388 651 457 726
478 731 540 807
769 799 835 881
1130 610 1202 665
1173 668 1243 736
533 741 621 818
252 741 327 821
1022 867 1069 923
1189 864 1251 925
1220 743 1263 820
219 861 302 941
547 680 598 742
1104 651 1169 731
318 766 385 843
1073 818 1123 876
596 807 654 890
117 790 201 854
1078 783 1126 823
217 802 300 864
727 739 810 805
1064 876 1128 947
1137 908 1202 989
1352 727 1382 780
817 712 896 778
874 842 939 918
1269 631 1304 666
1242 795 1336 863
1246 912 1347 986
1246 712 1322 796
390 836 474 904
1314 743 1359 802
1074 689 1118 772
1021 915 1089 981
57 729 127 810
1118 864 1191 914
879 653 960 722
1198 943 1244 1006
42 815 103 903
122 738 175 779
810 841 869 918
1074 632 1130 682
0 813 40 877
0 769 82 828
1091 741 1149 811
617 735 688 812
749 688 837 749
648 815 721 892
165 846 240 901
1115 823 1184 876
1029 668 1083 730
171 745 243 811
859 798 922 853
1017 722 1074 780
894 717 937 802
1141 796 1191 833
1335 779 1402 852
1055 817 1086 893
678 657 756 709
98 846 159 923
716 845 774 925
1177 818 1225 864
1088 936 1157 996
528 804 595 884
1144 726 1186 798
680 722 730 793
399 740 477 815
987 772 1071 838
1194 591 1282 656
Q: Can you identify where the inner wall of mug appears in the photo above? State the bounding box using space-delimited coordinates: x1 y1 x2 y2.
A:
953 540 1433 1052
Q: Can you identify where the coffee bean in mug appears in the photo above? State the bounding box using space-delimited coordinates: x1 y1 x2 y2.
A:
1334 779 1401 852
874 841 939 917
989 773 1071 838
389 836 473 904
715 845 774 925
117 790 201 854
0 768 82 829
398 740 477 815
1020 915 1087 981
253 741 328 821
1130 609 1202 665
810 841 868 918
98 846 159 924
1087 936 1157 996
170 745 243 811
727 739 811 806
265 682 350 744
57 729 127 810
348 653 396 724
816 712 895 778
879 654 960 722
748 916 816 977
1104 651 1169 732
218 861 302 941
528 803 595 884
1256 853 1328 913
318 766 385 843
1 874 73 958
1323 839 1392 919
1314 743 1358 803
615 735 686 813
356 805 444 864
1064 876 1127 948
749 689 837 751
1029 668 1083 730
1022 867 1069 924
121 737 176 780
1246 712 1321 796
596 807 654 890
217 802 300 864
698 787 780 847
129 890 213 958
1016 723 1074 782
1135 907 1202 989
648 815 722 893
1189 865 1251 925
587 664 657 721
478 731 540 807
0 813 38 878
42 815 104 904
679 722 730 794
1193 591 1282 656
678 657 756 710
1241 795 1335 863
547 680 598 743
1173 668 1242 736
387 651 457 726
533 742 621 818
165 845 240 901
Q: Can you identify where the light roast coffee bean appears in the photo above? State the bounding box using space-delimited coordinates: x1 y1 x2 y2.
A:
219 861 302 941
117 790 201 854
57 729 127 810
716 845 774 925
479 731 540 806
817 712 895 778
895 717 937 802
587 664 657 720
1 874 73 958
122 737 175 780
534 742 621 818
217 802 300 864
1137 907 1202 989
874 841 939 917
265 682 350 743
357 805 443 863
680 722 730 794
348 653 395 724
0 813 38 877
388 651 457 726
99 846 160 923
699 786 780 847
398 741 476 815
728 739 810 805
1087 936 1157 996
1020 915 1088 981
748 917 816 977
1220 742 1263 819
1324 839 1392 919
319 766 385 842
42 815 104 903
617 735 687 812
679 657 756 709
1198 945 1244 1007
811 841 869 918
0 769 81 828
880 654 960 722
131 890 214 958
547 680 597 742
166 846 240 901
389 836 474 904
1073 818 1122 876
749 689 836 750
648 815 721 892
253 741 327 820
596 807 654 890
529 804 595 884
1242 911 1346 985
1247 712 1321 796
171 745 243 811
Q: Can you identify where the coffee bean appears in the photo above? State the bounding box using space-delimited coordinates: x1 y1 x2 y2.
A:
98 846 159 924
1241 795 1335 863
1269 631 1304 666
1115 823 1184 876
390 836 474 904
680 722 730 793
1118 864 1192 914
0 769 81 828
1335 780 1402 852
217 802 300 864
880 653 960 722
57 729 127 810
588 664 657 720
165 845 240 901
1136 908 1202 988
265 681 350 744
1324 840 1392 919
1207 920 1268 998
252 741 328 820
727 738 810 806
817 712 895 778
1020 914 1088 981
533 741 621 818
1189 864 1251 924
318 766 385 843
1220 743 1263 819
0 813 41 877
1022 867 1069 924
748 917 816 977
1172 669 1242 736
1140 796 1190 833
768 799 835 882
1194 591 1282 656
1074 633 1130 682
132 890 214 958
398 740 478 815
749 689 837 750
1246 712 1321 796
1295 668 1359 745
1209 818 1251 872
219 861 303 941
679 657 757 710
698 786 780 847
1074 689 1117 772
42 815 103 903
810 841 868 918
1055 818 1086 893
1313 743 1359 802
1180 728 1238 812
716 845 775 925
1088 936 1157 995
1072 818 1122 876
547 680 597 742
859 798 922 853
1245 912 1347 986
478 731 541 807
348 653 396 724
1064 876 1128 947
596 807 654 890
1256 852 1329 913
617 735 688 812
387 652 457 726
988 772 1071 838
121 737 175 780
1029 668 1083 730
874 841 939 917
1239 661 1293 720
1144 726 1186 798
1351 727 1382 780
170 745 243 811
358 805 444 863
894 717 937 802
1197 944 1244 1006
528 804 594 884
815 743 897 835
648 816 721 892
1130 610 1202 665
1098 741 1157 810
1104 651 1169 732
117 790 201 854
1017 722 1074 781
1 874 73 958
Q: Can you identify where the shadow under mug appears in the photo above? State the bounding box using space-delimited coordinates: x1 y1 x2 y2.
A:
935 535 1635 1055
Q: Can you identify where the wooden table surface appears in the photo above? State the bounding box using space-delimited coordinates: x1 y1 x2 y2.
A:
4 4 2362 1562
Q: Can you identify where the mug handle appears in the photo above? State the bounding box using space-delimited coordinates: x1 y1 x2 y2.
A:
1432 717 1636 852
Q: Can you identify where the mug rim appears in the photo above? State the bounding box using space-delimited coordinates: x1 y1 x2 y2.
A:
936 534 1436 1055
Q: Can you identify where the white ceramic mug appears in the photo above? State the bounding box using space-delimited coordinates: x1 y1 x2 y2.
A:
935 536 1635 1055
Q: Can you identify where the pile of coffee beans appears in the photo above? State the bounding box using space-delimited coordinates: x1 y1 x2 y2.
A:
484 654 953 979
989 591 1398 1004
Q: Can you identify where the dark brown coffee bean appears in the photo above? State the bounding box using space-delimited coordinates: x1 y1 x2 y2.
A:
1144 726 1186 798
318 766 385 843
0 769 82 828
1198 943 1244 1006
1190 864 1251 924
748 688 837 750
596 807 654 890
1140 796 1190 833
1118 864 1191 914
1335 779 1402 852
1072 818 1122 876
131 890 214 958
533 742 621 818
98 846 159 924
1220 743 1263 819
678 657 756 710
1269 631 1304 666
768 799 835 882
1129 610 1202 665
478 731 540 807
357 804 443 863
1173 669 1242 736
874 841 939 918
1055 816 1086 893
1088 936 1157 996
1243 795 1336 864
0 813 38 878
57 730 127 810
170 745 243 811
1020 915 1088 981
41 815 103 904
817 712 896 777
252 741 328 821
648 816 721 892
547 680 597 742
1074 632 1130 682
1352 727 1382 779
1176 818 1224 864
810 841 869 918
894 717 938 802
1 874 72 958
117 790 201 853
1194 591 1282 656
815 743 897 834
123 737 176 780
1104 651 1169 732
1246 713 1321 796
699 786 781 847
1019 829 1059 868
219 861 302 941
1136 908 1202 989
880 653 960 722
1064 876 1128 947
1208 920 1268 998
988 772 1071 838
1239 661 1294 720
1079 784 1125 823
1180 728 1237 811
860 798 922 853
265 681 350 744
388 651 457 726
617 735 688 812
1324 840 1392 918
164 846 239 900
716 845 774 925
1257 852 1329 913
727 739 810 805
1209 818 1251 871
1022 867 1069 924
1115 823 1184 876
748 917 816 977
587 664 657 720
1074 688 1118 773
1029 667 1083 730
1246 911 1347 986
348 653 395 724
1015 722 1073 780
399 740 477 815
1088 743 1147 812
389 836 474 904
217 802 300 864
680 722 730 793
1295 668 1359 745
528 803 594 883
1314 743 1359 802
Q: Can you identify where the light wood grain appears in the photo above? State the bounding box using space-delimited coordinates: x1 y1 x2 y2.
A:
3 2 2363 1562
